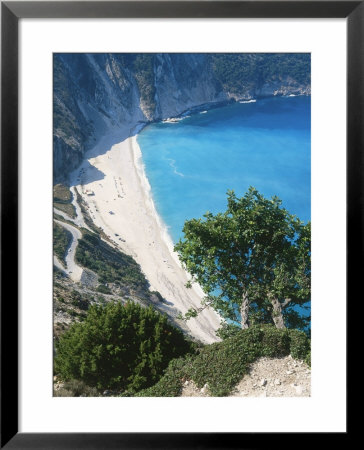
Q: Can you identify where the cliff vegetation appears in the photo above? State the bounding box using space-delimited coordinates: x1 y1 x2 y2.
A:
53 53 310 181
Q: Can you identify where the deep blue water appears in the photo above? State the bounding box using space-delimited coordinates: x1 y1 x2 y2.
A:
138 96 311 243
138 96 311 326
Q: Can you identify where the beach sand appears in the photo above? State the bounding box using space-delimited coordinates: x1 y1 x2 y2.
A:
70 132 221 344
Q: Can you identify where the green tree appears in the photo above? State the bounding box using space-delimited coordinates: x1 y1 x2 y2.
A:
54 301 194 392
174 187 310 330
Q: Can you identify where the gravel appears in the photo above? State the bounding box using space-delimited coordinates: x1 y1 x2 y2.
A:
181 355 311 397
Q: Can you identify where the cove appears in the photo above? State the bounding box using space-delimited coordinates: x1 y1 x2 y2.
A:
138 95 311 243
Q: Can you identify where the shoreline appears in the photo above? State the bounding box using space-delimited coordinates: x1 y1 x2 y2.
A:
66 94 310 343
131 136 208 301
141 92 310 129
70 130 222 344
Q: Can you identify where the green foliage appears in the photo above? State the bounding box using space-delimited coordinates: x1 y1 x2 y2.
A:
53 183 77 218
210 53 310 95
175 187 311 329
216 322 241 340
54 202 77 219
124 358 186 397
305 350 311 367
53 222 72 263
177 307 198 321
54 301 194 391
260 326 290 357
96 284 112 295
288 328 311 360
53 184 72 203
75 229 148 291
75 189 102 235
136 325 311 397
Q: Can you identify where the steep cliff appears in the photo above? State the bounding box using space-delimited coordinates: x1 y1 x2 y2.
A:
53 53 310 182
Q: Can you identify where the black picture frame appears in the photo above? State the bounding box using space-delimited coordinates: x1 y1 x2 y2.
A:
1 1 357 448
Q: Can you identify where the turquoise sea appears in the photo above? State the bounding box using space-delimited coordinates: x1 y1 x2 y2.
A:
138 96 311 328
138 96 311 243
138 96 311 325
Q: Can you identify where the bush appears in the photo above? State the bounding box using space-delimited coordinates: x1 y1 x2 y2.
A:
75 230 148 291
54 301 194 392
216 322 240 340
305 350 311 367
137 324 311 397
288 329 311 360
260 326 290 357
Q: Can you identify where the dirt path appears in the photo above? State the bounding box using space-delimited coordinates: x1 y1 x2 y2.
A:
69 186 91 230
54 187 91 231
55 219 83 282
68 134 222 344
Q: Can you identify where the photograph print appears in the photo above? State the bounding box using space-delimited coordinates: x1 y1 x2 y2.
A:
53 53 311 398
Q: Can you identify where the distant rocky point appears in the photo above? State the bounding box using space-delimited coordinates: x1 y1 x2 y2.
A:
54 53 310 181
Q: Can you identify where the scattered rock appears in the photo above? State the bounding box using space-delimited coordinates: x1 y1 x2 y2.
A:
201 383 210 394
230 356 311 397
53 381 65 391
181 380 209 397
180 356 311 398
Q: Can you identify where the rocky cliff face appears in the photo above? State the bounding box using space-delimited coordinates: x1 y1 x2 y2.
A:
152 54 227 119
54 53 310 182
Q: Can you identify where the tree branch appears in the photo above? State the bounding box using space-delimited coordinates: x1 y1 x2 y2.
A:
282 297 292 308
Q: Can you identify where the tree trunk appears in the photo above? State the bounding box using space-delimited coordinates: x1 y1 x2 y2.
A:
270 296 286 329
240 292 250 329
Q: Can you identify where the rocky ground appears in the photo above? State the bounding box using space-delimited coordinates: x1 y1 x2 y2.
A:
54 355 310 397
181 355 311 397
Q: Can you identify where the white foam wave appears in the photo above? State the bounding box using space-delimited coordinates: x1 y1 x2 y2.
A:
131 136 183 269
167 158 185 177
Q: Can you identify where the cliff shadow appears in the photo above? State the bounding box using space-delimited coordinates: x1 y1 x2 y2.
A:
82 121 147 161
69 122 147 187
70 159 105 187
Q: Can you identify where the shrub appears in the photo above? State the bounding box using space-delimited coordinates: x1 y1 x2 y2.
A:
137 324 311 397
260 326 290 357
216 322 240 340
54 301 194 392
75 230 148 291
305 350 311 367
288 329 311 360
